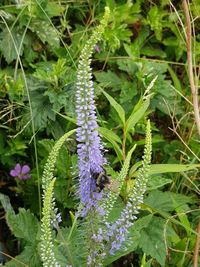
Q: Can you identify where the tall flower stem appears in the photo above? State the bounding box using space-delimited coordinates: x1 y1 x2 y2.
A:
76 7 110 216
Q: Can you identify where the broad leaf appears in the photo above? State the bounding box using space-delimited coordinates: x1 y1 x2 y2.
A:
138 216 167 266
56 227 86 266
5 245 41 267
29 20 60 48
95 70 122 90
0 27 24 63
6 208 39 243
145 190 193 213
147 175 172 190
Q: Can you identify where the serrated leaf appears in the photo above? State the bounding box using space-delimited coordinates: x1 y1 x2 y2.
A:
149 164 200 175
5 245 41 267
95 71 122 90
119 81 137 104
145 190 193 212
124 27 149 58
147 6 164 41
103 91 125 125
56 227 86 266
6 208 39 243
138 216 166 266
0 27 24 63
29 20 59 48
125 98 150 134
147 175 172 190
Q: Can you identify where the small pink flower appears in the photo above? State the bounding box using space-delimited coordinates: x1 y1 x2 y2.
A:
10 163 31 180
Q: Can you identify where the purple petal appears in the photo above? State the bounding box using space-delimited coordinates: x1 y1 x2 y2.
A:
21 165 30 174
10 169 18 177
14 164 21 175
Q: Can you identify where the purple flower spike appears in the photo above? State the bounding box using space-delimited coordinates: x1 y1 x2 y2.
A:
10 163 31 180
76 34 107 216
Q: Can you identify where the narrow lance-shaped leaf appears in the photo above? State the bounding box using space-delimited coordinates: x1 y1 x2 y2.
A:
149 164 200 175
103 90 125 126
125 98 150 134
125 76 157 135
98 127 123 161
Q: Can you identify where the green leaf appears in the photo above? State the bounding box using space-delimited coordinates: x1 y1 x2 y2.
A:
103 91 125 125
145 190 193 213
147 175 172 190
6 208 39 243
107 197 125 222
124 27 149 58
29 20 60 48
147 6 164 41
98 127 122 144
142 46 167 58
5 245 41 267
125 98 150 134
175 205 191 237
95 70 122 90
0 27 24 63
168 66 183 93
55 112 76 124
149 164 200 175
56 227 86 266
0 193 14 213
138 216 167 266
46 2 64 17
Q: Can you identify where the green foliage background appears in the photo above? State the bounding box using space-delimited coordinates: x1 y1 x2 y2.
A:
0 0 199 266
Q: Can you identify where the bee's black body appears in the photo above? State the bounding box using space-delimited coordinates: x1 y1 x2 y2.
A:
93 169 111 192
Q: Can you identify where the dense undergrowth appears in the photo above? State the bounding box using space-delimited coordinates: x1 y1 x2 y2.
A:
0 1 199 266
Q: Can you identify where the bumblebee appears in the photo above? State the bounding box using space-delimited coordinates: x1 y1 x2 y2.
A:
93 169 120 193
93 170 111 192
